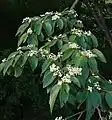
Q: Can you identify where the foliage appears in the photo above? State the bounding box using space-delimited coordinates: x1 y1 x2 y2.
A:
0 7 112 120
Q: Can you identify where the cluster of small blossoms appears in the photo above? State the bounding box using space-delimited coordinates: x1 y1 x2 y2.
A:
69 42 80 49
38 48 49 58
27 28 33 34
58 34 67 38
80 50 96 58
109 112 112 119
27 44 34 48
68 9 78 17
71 28 83 36
22 17 31 23
66 65 82 76
76 20 82 24
94 82 101 90
55 116 64 120
52 12 62 21
84 31 92 36
50 64 62 77
27 50 37 57
2 58 7 63
87 86 93 92
61 74 71 83
47 52 63 60
108 80 112 84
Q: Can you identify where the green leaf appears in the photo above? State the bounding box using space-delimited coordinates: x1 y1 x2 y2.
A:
0 63 5 73
69 35 77 42
12 55 21 67
57 40 63 49
57 18 64 30
28 55 38 71
105 92 112 108
3 59 14 75
7 51 19 60
102 82 112 91
61 44 69 53
38 32 44 42
91 35 98 48
78 36 87 49
71 77 81 88
14 66 23 77
43 71 56 88
49 84 61 113
62 49 74 61
18 33 28 47
49 39 57 47
59 84 70 108
16 22 30 36
42 59 52 74
43 21 52 36
92 49 106 63
86 92 102 120
88 57 99 73
34 22 42 35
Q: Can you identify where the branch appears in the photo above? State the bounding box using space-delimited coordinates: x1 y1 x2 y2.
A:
70 0 79 10
97 108 103 120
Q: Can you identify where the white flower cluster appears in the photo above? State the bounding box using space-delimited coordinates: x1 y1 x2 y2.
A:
55 116 64 120
66 65 82 76
84 31 92 36
69 42 80 49
76 20 82 24
27 44 34 48
58 34 67 38
68 10 78 17
80 50 96 58
27 28 33 34
109 80 112 84
61 74 71 84
39 48 49 58
28 50 37 57
94 82 101 90
109 112 112 120
2 58 7 63
52 12 61 21
50 64 62 77
87 86 92 92
47 52 63 60
22 17 31 23
71 28 83 36
17 47 22 51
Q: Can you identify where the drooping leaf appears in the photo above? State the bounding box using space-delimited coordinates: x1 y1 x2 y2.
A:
62 49 74 61
16 22 30 36
92 49 106 63
43 21 52 36
71 77 81 88
14 66 23 77
57 18 64 30
49 84 62 113
43 71 56 88
90 35 98 48
86 92 102 120
42 59 52 74
12 54 21 67
28 55 38 71
3 59 14 75
0 63 5 73
88 57 99 73
7 51 19 60
34 22 42 35
105 92 112 108
18 33 28 47
59 84 70 108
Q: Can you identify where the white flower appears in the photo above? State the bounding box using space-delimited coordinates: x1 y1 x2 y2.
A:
94 75 100 79
84 31 92 36
61 74 71 83
87 86 92 92
45 12 53 15
50 64 59 72
2 58 7 63
69 42 80 49
88 79 91 83
57 52 63 58
40 14 45 17
27 44 34 48
55 116 64 120
109 112 112 119
58 81 63 85
28 50 37 57
69 10 75 14
27 28 33 34
22 17 31 23
17 47 22 51
48 53 57 60
109 80 112 84
71 28 82 36
77 20 82 24
53 36 58 40
81 50 96 58
52 15 60 20
31 16 39 21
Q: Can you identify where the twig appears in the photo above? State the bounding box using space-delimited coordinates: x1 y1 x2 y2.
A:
77 111 84 120
65 110 85 120
70 0 79 10
97 108 103 120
